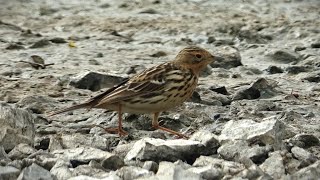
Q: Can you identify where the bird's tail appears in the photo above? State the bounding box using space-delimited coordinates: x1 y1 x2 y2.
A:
47 102 91 117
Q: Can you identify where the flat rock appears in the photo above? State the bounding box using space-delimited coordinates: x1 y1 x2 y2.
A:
147 161 201 180
71 164 109 178
50 159 72 180
125 138 206 163
190 130 220 155
0 166 20 180
53 147 118 164
219 118 295 150
116 166 153 180
0 102 35 151
236 164 272 180
193 156 245 176
68 174 121 180
291 146 317 167
259 151 285 179
17 95 55 114
217 140 271 164
56 133 110 151
17 163 53 180
188 165 222 180
8 143 37 160
291 160 320 179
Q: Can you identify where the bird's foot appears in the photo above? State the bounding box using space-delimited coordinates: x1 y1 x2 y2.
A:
153 125 189 139
105 127 128 137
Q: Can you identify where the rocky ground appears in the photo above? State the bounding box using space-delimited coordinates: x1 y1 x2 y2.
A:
1 0 320 179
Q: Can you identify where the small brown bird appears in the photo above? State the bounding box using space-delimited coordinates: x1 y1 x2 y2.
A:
49 46 216 138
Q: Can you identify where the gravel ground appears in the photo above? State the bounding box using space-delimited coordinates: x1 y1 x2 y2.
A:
0 0 319 179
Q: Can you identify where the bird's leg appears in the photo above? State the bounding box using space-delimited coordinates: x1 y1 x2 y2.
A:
104 104 128 136
152 112 188 139
117 104 128 136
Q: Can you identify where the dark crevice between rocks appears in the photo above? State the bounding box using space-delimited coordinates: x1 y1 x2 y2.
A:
70 160 89 168
35 138 50 150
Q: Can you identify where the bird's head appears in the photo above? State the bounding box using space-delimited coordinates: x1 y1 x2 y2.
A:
174 46 216 74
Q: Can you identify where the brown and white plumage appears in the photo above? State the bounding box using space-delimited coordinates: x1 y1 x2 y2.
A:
48 46 217 138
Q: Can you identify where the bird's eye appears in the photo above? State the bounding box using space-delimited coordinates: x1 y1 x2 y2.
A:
195 54 202 59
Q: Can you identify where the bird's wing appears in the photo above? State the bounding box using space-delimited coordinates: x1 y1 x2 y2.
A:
94 62 180 106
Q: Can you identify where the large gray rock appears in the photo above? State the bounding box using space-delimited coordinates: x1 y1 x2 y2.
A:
288 134 320 148
259 151 285 179
56 133 110 151
291 160 320 179
52 147 119 164
219 118 295 150
236 164 272 180
50 159 72 180
17 95 55 114
116 166 153 180
0 166 20 180
193 156 245 177
188 165 222 180
17 163 53 180
291 146 317 167
8 143 37 160
68 173 121 180
150 161 201 180
0 102 35 151
217 140 272 164
71 164 109 178
125 138 207 163
190 130 220 155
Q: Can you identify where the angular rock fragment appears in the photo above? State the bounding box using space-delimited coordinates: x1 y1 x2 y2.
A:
17 163 53 180
217 140 271 164
0 166 20 180
232 78 277 101
30 39 51 48
8 143 37 160
125 138 209 163
56 133 110 151
50 159 72 180
53 147 120 166
69 71 127 91
219 118 295 150
291 146 317 167
288 134 320 148
116 166 153 180
188 165 222 180
0 102 35 151
265 65 283 74
142 161 158 173
17 95 55 114
210 46 242 69
236 163 272 180
101 155 124 170
259 151 285 179
268 49 300 63
190 130 220 155
71 164 109 178
193 156 245 176
291 160 320 179
153 161 201 180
